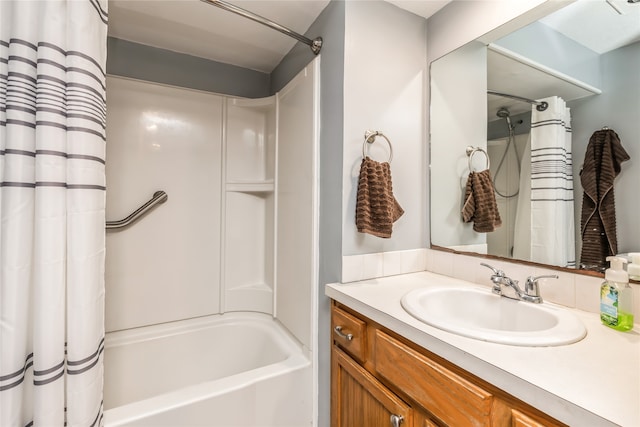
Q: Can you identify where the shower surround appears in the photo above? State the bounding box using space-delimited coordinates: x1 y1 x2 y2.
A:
103 59 319 425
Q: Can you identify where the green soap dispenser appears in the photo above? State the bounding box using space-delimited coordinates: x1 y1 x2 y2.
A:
600 256 634 331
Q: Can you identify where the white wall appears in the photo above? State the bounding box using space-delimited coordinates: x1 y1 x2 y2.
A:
275 59 320 352
342 0 427 256
105 77 223 332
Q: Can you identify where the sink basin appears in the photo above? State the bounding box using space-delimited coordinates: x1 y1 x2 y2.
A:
401 287 587 347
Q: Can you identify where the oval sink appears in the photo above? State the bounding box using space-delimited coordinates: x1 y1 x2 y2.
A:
401 287 586 347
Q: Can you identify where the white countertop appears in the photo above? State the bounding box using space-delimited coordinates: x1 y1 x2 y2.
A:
325 271 640 427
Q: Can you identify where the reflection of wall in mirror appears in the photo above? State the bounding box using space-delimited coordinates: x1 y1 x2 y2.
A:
430 41 487 251
570 41 640 261
486 134 529 258
492 25 640 263
431 18 640 267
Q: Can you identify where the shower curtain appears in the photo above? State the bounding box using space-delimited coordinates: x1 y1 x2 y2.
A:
1 1 108 425
513 96 575 267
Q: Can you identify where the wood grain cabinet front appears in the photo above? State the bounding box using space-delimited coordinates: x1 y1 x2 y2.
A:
331 305 367 363
375 330 495 426
332 347 412 427
330 301 566 427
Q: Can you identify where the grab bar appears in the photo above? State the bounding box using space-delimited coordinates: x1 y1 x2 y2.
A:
106 191 168 230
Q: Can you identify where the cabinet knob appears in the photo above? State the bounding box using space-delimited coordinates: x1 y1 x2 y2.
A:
390 414 404 427
333 325 353 341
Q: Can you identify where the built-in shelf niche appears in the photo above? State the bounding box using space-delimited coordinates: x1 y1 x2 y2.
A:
223 96 276 314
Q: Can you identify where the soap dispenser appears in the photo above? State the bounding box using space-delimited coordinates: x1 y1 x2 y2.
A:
600 256 634 331
628 253 640 281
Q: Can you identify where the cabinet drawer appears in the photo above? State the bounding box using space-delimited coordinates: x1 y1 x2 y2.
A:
331 306 367 363
375 330 493 427
511 409 547 427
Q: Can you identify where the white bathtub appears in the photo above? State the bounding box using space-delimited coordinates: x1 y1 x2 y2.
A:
103 313 312 426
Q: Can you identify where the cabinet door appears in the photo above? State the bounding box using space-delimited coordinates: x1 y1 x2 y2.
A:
332 347 412 427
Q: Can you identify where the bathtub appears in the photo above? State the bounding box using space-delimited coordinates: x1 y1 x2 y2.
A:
103 313 312 426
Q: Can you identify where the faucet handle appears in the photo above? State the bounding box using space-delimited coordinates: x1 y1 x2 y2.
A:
480 262 504 277
524 274 558 297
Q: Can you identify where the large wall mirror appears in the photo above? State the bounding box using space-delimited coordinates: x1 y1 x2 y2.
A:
430 0 640 276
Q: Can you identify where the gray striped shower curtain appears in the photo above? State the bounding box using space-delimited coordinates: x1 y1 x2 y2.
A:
529 96 575 268
1 1 108 425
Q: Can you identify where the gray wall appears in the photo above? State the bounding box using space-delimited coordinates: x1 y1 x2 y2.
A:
107 37 270 98
570 41 640 257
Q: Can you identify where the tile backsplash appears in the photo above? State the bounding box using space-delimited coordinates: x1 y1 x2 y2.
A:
342 248 640 318
342 249 428 283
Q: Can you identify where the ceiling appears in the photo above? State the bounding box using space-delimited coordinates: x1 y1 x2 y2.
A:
107 0 450 73
540 0 640 54
488 0 640 118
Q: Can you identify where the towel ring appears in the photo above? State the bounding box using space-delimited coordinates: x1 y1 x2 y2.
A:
362 130 393 163
466 146 490 171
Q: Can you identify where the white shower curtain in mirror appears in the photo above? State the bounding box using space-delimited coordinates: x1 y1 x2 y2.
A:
1 1 108 425
513 96 575 268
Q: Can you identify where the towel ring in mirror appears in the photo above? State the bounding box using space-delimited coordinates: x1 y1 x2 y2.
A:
466 145 490 172
363 130 393 163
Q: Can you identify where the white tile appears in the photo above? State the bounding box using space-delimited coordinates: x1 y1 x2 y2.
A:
341 255 364 283
425 248 436 272
362 253 384 280
400 249 427 273
383 251 403 277
575 275 604 314
451 254 481 283
533 268 575 308
503 262 534 286
430 250 454 277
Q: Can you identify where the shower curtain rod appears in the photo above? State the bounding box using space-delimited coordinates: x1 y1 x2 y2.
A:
487 90 548 111
200 0 322 55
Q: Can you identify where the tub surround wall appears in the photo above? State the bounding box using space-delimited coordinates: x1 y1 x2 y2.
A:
274 62 320 351
104 56 318 425
105 76 278 331
105 77 223 332
223 96 276 314
105 60 319 352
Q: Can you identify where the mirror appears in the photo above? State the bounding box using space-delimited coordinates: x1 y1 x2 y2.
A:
430 0 640 274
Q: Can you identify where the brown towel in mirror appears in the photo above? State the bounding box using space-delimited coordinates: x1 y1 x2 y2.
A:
356 157 404 238
580 129 630 271
462 169 502 233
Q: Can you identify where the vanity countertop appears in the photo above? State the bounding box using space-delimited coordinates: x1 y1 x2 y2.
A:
325 271 640 427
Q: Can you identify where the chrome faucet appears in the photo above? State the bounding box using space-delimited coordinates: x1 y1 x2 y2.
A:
481 263 558 303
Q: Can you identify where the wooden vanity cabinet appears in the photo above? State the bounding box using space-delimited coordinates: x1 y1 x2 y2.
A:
332 347 413 427
330 302 566 427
